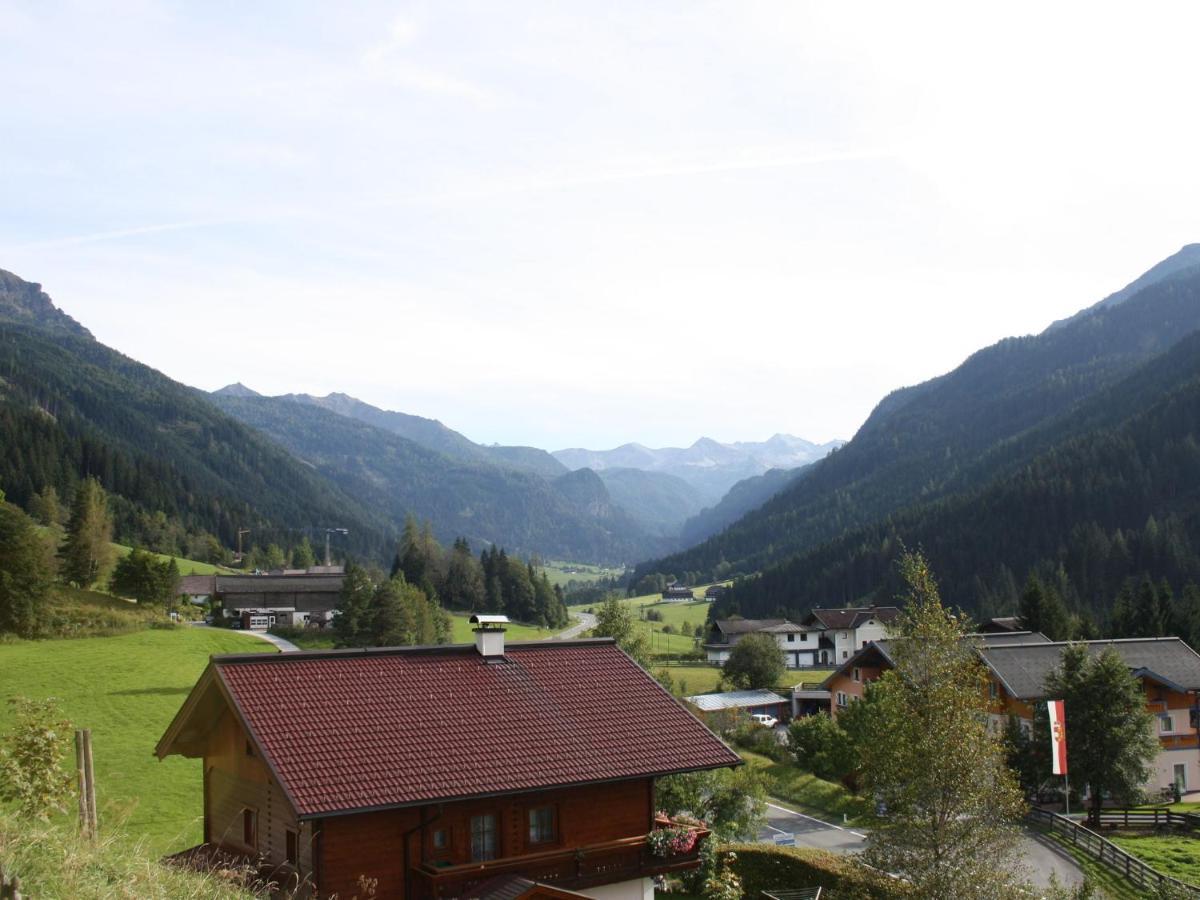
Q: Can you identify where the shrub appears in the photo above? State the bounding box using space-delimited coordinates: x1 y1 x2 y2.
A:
0 697 72 820
723 843 909 900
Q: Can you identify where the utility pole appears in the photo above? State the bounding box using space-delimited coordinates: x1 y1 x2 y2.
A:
324 528 348 567
235 528 250 563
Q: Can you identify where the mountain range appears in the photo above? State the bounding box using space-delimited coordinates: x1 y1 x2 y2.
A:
636 244 1200 622
0 268 822 563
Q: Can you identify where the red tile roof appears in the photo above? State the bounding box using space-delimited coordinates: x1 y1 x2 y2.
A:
805 606 901 630
193 639 740 818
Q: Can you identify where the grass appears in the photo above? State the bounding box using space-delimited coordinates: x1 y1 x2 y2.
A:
42 584 171 638
542 560 625 588
0 628 275 855
273 612 565 651
0 812 256 899
1110 833 1200 887
112 542 238 576
659 665 835 698
741 751 871 824
1032 826 1145 900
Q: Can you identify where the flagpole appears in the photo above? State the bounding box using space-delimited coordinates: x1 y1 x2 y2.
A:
1064 772 1070 817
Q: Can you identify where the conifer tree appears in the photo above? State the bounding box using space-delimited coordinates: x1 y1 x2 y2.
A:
0 500 54 637
59 477 114 587
291 537 316 569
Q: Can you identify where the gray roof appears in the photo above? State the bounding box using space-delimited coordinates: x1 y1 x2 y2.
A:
178 574 215 596
716 618 804 635
214 574 345 595
981 638 1200 700
685 689 789 712
969 631 1052 647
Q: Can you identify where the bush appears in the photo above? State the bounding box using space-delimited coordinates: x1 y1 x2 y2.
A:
722 843 909 900
788 713 858 783
729 719 790 763
0 697 72 820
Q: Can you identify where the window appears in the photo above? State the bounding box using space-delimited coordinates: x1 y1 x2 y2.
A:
245 739 254 757
286 830 298 865
242 808 257 848
528 806 556 844
841 651 848 660
787 633 795 643
989 682 998 700
1160 714 1174 734
432 828 448 850
1175 763 1188 792
470 814 497 862
836 691 848 708
852 668 861 683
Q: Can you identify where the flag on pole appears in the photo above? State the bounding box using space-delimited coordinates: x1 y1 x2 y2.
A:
1048 699 1068 775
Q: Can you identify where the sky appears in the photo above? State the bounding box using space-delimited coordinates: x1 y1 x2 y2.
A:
3 2 1200 451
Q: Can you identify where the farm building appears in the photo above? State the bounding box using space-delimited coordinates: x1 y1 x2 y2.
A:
685 689 790 724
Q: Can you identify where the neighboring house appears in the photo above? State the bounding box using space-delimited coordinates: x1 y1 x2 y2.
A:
979 616 1023 633
704 585 727 601
661 584 695 601
704 619 814 668
799 606 902 664
157 622 739 900
705 606 901 668
823 631 1050 713
685 689 790 724
823 634 1200 797
179 574 346 626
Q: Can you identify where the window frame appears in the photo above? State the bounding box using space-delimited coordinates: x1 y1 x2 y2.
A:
242 807 258 849
528 804 558 846
285 829 298 865
852 667 861 683
470 813 499 862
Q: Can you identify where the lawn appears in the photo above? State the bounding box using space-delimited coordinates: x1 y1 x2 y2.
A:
112 542 237 576
543 560 625 588
277 612 564 651
569 594 713 659
1110 833 1200 887
0 628 274 855
741 751 871 824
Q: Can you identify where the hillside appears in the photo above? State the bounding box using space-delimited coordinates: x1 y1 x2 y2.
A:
0 272 391 560
679 465 810 546
595 467 706 537
638 246 1200 615
280 390 567 478
554 434 841 503
210 394 665 563
723 327 1200 618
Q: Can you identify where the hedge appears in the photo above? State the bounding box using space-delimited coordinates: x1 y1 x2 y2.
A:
721 843 909 900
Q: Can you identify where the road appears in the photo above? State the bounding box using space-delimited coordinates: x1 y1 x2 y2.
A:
556 610 597 640
758 800 1084 890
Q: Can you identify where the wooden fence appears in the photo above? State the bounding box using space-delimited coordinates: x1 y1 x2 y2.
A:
1092 807 1200 832
1027 807 1200 896
0 863 23 900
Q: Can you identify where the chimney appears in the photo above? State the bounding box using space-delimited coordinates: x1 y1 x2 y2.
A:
470 614 509 658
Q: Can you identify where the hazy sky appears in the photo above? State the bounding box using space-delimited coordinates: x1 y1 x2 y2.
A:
4 2 1200 450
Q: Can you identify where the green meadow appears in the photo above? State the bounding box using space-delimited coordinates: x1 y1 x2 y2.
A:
0 628 274 855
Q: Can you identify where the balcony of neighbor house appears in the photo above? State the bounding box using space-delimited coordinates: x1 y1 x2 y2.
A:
411 816 711 899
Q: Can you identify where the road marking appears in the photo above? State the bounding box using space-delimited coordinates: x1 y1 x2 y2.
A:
761 821 789 836
766 801 867 839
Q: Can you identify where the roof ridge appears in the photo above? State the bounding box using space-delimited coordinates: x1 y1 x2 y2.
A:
983 636 1186 650
212 637 617 664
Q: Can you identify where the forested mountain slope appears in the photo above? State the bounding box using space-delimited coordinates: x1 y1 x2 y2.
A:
637 246 1200 598
594 467 706 537
0 276 391 559
281 391 567 479
211 395 664 563
719 327 1200 620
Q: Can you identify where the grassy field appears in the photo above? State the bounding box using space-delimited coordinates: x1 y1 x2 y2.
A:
112 542 237 576
279 612 564 651
570 594 713 658
741 751 871 824
0 628 274 854
543 560 625 588
659 665 835 697
1110 833 1200 887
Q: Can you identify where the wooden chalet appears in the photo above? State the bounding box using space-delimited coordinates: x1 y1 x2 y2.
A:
157 624 739 899
822 634 1200 797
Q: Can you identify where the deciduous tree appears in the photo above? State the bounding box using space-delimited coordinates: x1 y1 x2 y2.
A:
722 633 784 690
1041 643 1158 826
858 550 1027 898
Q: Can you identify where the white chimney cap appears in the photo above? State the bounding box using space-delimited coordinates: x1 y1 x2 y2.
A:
470 614 509 628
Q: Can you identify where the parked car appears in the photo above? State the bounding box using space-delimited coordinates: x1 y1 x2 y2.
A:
751 713 779 728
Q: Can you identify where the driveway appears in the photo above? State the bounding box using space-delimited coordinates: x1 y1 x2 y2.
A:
759 800 1084 889
188 622 299 652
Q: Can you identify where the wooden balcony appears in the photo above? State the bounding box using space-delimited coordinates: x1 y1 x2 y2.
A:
411 822 710 899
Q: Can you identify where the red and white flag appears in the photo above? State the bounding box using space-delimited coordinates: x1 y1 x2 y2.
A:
1048 699 1068 775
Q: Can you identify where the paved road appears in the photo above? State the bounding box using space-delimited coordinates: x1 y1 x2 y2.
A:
188 622 299 652
556 611 597 640
758 800 1084 890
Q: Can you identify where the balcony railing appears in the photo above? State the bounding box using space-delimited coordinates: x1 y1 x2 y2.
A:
411 821 710 899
